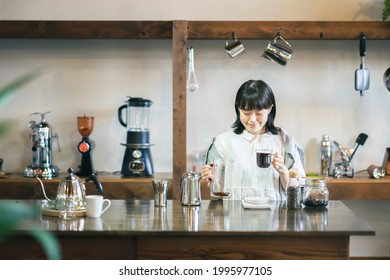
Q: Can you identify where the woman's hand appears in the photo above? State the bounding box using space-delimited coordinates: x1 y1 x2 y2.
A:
272 152 289 190
272 152 287 173
200 164 214 183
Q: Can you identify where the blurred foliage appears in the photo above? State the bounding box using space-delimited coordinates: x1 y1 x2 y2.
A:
0 120 13 138
384 0 390 20
0 70 41 137
0 201 61 259
0 69 61 260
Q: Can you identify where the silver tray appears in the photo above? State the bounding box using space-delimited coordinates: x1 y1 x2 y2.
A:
41 205 87 217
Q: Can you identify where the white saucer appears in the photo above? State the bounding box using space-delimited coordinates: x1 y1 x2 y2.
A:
243 196 269 205
241 200 271 210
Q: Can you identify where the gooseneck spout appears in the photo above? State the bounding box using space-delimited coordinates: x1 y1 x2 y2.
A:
35 175 52 202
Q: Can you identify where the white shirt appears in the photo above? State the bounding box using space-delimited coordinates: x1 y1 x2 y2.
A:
207 129 306 201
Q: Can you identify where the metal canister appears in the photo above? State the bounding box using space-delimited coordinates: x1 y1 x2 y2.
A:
367 164 386 179
320 134 332 177
180 171 202 206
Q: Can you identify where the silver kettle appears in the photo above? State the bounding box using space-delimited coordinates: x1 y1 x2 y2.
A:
36 168 103 210
180 170 201 206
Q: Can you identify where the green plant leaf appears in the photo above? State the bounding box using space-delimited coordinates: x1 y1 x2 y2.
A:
0 69 41 107
29 229 62 260
0 201 40 233
0 69 42 137
383 0 390 20
0 201 62 260
0 120 15 138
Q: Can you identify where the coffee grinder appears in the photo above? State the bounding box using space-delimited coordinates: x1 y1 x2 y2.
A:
118 97 154 177
76 114 95 177
24 111 60 179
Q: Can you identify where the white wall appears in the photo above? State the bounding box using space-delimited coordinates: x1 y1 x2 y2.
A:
0 0 389 175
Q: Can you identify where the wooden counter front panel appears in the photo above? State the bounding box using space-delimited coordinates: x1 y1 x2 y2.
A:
0 234 349 260
0 234 137 260
137 235 349 260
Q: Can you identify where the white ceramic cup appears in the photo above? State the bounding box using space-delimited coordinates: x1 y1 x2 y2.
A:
86 195 111 218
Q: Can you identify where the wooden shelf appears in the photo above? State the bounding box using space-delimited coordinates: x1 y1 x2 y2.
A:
0 173 172 200
327 175 390 200
1 20 389 199
187 21 390 40
0 20 172 39
1 173 390 200
1 20 389 40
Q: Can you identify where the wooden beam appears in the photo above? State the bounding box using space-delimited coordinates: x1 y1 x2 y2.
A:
1 21 389 40
187 21 390 40
172 20 188 200
0 21 172 39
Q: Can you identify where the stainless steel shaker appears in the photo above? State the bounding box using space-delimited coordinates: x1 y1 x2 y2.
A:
152 179 169 207
180 171 201 206
320 134 332 177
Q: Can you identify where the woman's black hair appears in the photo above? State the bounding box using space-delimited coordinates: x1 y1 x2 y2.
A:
232 79 280 135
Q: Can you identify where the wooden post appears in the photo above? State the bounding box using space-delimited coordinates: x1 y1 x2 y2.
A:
172 21 187 199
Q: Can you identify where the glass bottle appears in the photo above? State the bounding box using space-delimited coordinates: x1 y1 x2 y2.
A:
287 169 301 210
302 179 329 208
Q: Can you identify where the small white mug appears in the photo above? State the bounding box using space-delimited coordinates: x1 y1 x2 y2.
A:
86 195 111 218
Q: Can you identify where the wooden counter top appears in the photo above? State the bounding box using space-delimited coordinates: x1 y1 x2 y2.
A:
1 172 390 200
0 199 374 260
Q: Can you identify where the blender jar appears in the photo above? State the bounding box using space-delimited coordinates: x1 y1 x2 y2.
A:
118 97 153 132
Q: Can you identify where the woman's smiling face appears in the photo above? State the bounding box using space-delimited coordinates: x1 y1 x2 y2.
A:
239 107 272 136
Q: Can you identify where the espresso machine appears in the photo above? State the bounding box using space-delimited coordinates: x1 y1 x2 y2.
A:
76 114 95 177
24 111 60 179
118 97 154 177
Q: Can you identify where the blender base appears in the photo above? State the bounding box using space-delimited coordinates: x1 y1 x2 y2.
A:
121 147 154 177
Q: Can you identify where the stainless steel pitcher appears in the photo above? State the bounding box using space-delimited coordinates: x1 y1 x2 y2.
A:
180 171 201 206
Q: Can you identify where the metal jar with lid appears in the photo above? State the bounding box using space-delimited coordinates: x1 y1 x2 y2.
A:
302 179 329 208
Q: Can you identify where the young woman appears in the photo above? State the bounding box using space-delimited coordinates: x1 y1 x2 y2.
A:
201 79 306 200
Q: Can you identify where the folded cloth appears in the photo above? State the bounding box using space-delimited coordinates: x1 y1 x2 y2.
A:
241 200 271 209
